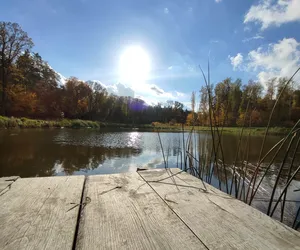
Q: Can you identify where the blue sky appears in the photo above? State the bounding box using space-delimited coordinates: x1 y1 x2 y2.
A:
2 0 300 106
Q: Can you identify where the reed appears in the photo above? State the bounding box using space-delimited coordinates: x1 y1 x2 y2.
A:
157 65 300 229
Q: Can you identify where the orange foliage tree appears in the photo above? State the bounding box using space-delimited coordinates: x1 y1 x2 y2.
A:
6 84 37 116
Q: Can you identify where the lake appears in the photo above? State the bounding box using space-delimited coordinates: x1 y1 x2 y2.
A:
0 128 284 177
0 128 299 227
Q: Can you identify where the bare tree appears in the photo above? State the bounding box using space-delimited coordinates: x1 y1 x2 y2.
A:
191 91 195 123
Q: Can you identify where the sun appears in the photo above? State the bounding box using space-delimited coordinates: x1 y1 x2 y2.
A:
119 46 150 84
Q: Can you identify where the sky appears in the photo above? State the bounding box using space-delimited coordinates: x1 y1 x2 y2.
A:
2 0 300 107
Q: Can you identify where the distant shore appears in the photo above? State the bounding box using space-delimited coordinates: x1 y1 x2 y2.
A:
146 123 291 135
0 116 291 135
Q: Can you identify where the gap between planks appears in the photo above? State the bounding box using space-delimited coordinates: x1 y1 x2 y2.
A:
136 170 210 250
72 176 88 250
75 171 208 249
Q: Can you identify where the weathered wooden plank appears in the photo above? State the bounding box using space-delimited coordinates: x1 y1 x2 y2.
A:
139 168 300 250
0 175 85 250
75 172 207 250
0 176 19 193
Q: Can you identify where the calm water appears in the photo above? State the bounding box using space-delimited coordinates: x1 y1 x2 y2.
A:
0 128 287 177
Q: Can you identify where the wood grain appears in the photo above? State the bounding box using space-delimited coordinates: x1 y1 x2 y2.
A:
139 168 300 250
0 175 84 250
75 172 207 250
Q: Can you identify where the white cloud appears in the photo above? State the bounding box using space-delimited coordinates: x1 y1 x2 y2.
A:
112 83 135 97
244 0 300 30
164 7 169 14
229 53 244 70
215 0 222 3
144 83 174 98
86 79 188 105
57 72 67 86
132 81 191 106
247 38 300 86
86 80 135 97
229 38 300 88
242 35 264 43
176 91 185 97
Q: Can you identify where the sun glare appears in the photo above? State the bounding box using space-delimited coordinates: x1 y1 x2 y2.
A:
119 46 150 84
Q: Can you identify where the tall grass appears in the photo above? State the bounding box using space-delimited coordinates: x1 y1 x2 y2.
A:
157 66 300 230
0 116 101 129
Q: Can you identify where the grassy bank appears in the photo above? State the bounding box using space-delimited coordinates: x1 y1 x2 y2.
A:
0 116 101 129
0 116 291 135
0 116 156 129
149 123 291 135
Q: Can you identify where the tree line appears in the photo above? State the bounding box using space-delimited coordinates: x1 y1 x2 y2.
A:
0 22 186 124
187 77 300 127
1 21 299 127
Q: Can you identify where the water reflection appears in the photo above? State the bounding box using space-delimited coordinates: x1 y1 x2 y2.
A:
0 129 295 178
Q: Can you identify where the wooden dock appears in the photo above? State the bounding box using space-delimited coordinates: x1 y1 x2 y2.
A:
0 169 300 250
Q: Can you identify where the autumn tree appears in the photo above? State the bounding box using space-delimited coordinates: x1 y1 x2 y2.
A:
86 83 108 120
0 22 33 115
62 78 92 119
214 78 231 125
237 80 262 126
7 50 59 118
274 78 294 125
266 78 276 101
190 91 196 124
186 113 194 126
291 90 300 122
6 84 37 116
199 86 209 125
228 79 242 126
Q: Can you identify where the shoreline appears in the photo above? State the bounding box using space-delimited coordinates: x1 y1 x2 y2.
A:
0 116 291 135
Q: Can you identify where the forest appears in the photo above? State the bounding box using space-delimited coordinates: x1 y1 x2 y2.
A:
1 21 299 127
